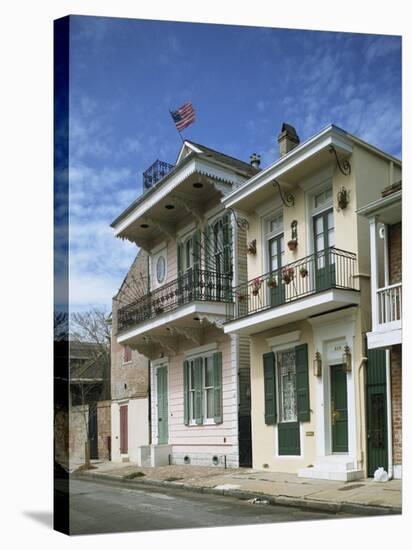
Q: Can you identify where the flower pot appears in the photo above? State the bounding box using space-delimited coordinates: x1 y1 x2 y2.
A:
238 295 246 302
299 268 308 278
252 289 260 296
287 239 298 251
267 280 277 289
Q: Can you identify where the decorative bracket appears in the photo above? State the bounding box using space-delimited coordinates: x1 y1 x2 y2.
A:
226 207 249 231
273 179 295 207
329 145 351 176
173 192 203 225
166 325 202 346
196 314 225 330
144 216 176 240
142 334 178 357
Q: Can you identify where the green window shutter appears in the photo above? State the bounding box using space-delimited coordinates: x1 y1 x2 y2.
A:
278 422 300 455
222 213 233 276
296 343 310 422
194 357 203 425
177 241 183 276
263 352 277 425
183 360 189 426
213 352 223 424
192 229 201 270
204 224 211 271
192 229 201 299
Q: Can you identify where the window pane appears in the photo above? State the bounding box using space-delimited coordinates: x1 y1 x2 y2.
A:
315 216 323 235
316 234 324 252
205 359 213 387
277 350 297 423
328 228 335 247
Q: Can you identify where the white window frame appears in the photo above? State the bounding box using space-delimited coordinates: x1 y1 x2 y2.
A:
276 348 298 424
122 345 132 365
187 352 216 425
262 208 284 275
306 180 333 256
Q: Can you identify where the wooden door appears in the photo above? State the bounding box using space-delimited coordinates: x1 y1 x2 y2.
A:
120 404 128 454
88 402 98 459
330 364 348 452
157 366 169 444
366 349 388 476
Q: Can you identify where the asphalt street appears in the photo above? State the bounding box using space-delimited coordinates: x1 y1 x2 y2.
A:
67 478 355 535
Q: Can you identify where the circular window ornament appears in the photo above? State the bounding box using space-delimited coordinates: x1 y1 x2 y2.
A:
156 255 166 284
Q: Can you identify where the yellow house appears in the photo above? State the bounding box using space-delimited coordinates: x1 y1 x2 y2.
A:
222 123 401 480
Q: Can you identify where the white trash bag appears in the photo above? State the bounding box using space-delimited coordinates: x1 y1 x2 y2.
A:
373 467 389 482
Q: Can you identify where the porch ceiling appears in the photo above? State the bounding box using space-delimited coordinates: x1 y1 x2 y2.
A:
114 173 231 249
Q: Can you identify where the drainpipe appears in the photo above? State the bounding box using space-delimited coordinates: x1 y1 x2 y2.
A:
386 349 393 479
357 354 368 471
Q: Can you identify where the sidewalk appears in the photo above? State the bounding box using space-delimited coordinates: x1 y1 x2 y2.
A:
74 461 402 516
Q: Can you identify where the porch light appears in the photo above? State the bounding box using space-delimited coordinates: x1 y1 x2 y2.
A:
342 345 352 373
313 351 322 377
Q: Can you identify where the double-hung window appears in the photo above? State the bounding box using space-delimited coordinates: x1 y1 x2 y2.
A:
184 352 222 425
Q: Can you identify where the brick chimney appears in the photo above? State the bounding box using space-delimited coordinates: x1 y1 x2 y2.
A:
250 153 261 169
277 123 300 157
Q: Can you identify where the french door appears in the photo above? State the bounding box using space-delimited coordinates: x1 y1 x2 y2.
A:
268 233 285 307
313 209 336 291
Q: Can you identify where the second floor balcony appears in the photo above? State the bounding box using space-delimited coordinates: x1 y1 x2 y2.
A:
224 247 360 336
117 269 232 338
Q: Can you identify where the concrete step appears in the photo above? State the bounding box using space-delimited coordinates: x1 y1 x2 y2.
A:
298 467 364 481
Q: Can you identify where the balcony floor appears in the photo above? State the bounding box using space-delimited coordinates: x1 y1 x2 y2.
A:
117 301 227 354
224 288 360 336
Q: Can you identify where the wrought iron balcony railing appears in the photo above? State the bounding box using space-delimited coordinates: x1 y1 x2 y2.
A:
226 247 358 322
117 269 232 333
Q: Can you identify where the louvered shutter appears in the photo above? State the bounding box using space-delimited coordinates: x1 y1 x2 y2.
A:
213 352 223 424
263 352 277 425
194 357 203 425
183 360 189 426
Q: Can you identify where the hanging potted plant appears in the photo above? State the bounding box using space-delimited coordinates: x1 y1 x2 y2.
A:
287 238 298 251
236 290 246 303
251 277 262 296
299 266 308 278
267 275 278 288
282 266 294 284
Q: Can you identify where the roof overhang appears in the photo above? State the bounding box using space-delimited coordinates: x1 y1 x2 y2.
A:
222 125 353 213
111 154 250 248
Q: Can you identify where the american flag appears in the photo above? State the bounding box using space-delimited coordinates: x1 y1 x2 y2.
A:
170 102 196 132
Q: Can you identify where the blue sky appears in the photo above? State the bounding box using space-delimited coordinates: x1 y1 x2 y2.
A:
63 15 401 312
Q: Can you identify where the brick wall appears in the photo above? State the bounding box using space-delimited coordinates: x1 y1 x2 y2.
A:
97 400 112 460
391 344 402 466
388 222 401 284
111 250 150 402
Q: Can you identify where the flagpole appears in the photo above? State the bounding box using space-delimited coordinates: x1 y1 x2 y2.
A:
169 109 185 144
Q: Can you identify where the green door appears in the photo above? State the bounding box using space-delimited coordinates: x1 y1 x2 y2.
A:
330 364 348 452
366 349 388 476
268 233 285 307
313 209 336 291
157 366 168 444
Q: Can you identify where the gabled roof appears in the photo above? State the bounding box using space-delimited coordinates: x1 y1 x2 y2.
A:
177 140 259 176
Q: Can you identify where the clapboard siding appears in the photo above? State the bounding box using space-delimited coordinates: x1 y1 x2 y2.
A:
163 336 238 447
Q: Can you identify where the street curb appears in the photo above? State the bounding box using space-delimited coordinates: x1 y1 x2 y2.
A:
72 472 401 516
